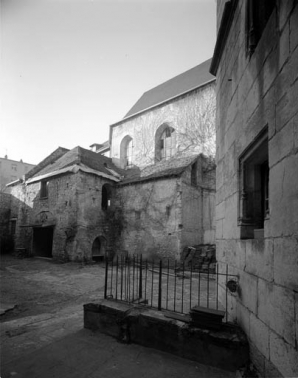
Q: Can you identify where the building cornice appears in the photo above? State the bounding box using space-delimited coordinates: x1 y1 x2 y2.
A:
210 0 238 76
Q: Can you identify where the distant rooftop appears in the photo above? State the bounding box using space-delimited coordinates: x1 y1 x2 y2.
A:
124 58 214 119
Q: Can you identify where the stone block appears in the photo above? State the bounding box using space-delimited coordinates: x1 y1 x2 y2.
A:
244 239 274 282
274 237 298 291
216 200 225 220
257 280 295 347
290 4 298 53
249 342 265 378
239 272 258 315
249 313 270 360
275 78 298 133
279 20 290 69
269 155 298 237
269 331 298 378
222 194 238 239
269 118 294 167
84 300 249 372
236 302 250 339
264 359 283 378
215 219 223 240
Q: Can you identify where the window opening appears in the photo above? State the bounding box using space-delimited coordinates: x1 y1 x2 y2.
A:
246 0 275 55
191 162 197 186
102 184 112 210
10 219 16 235
125 139 134 167
238 128 269 239
40 181 49 199
160 127 176 160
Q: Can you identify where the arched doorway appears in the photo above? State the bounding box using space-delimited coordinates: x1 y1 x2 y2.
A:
92 236 106 262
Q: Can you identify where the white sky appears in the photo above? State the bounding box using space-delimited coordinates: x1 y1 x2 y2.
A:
0 0 216 165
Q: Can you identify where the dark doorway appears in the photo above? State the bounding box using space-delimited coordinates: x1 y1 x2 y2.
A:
33 227 54 258
92 236 106 262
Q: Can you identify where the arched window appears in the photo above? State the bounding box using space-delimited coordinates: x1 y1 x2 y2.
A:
120 135 134 168
155 124 176 162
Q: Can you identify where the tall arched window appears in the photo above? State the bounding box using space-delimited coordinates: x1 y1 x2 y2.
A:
155 124 176 162
120 135 134 168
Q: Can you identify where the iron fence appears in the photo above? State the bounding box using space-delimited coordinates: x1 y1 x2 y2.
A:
104 254 238 322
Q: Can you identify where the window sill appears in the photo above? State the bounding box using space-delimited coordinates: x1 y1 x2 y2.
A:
253 229 264 239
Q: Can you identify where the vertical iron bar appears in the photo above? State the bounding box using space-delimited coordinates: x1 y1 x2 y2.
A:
226 264 228 322
216 263 219 310
158 259 162 311
207 264 210 308
166 259 169 310
115 256 119 299
139 254 143 299
124 256 127 300
104 257 108 299
128 256 131 302
190 260 193 312
198 268 201 306
121 255 123 300
181 261 185 313
151 259 154 307
174 260 177 312
144 259 148 302
132 255 135 301
110 258 114 297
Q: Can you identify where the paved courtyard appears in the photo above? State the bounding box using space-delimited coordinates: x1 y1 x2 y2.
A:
0 255 234 378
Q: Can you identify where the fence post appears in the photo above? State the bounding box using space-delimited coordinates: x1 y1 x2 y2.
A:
158 259 162 311
139 254 143 299
104 258 109 299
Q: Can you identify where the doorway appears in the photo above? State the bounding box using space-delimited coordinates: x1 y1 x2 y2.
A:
33 227 54 258
92 236 106 262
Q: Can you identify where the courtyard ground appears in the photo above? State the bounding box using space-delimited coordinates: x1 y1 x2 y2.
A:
0 254 234 378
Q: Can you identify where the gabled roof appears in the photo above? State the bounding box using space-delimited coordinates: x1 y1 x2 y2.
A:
26 146 125 184
124 58 214 119
119 154 200 186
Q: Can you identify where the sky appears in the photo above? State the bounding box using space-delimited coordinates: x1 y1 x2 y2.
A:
0 0 216 165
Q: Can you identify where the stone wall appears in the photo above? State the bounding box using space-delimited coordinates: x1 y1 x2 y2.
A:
110 82 216 169
10 172 118 262
115 177 182 260
115 157 215 261
0 192 13 253
215 2 298 377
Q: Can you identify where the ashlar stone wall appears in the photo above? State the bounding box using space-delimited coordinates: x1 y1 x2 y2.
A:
215 2 298 377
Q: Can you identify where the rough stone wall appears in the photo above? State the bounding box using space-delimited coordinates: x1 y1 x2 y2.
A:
115 178 182 260
115 157 215 261
10 172 118 262
0 192 13 253
215 2 298 377
111 83 216 168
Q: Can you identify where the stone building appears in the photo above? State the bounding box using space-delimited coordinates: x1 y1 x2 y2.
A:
0 156 35 192
8 146 125 261
7 59 216 262
110 58 216 169
210 1 298 377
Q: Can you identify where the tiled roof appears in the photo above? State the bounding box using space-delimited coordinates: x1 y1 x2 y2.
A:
124 59 214 118
30 146 125 179
119 154 199 185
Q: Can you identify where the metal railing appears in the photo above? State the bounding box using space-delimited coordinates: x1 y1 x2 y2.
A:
104 254 238 322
